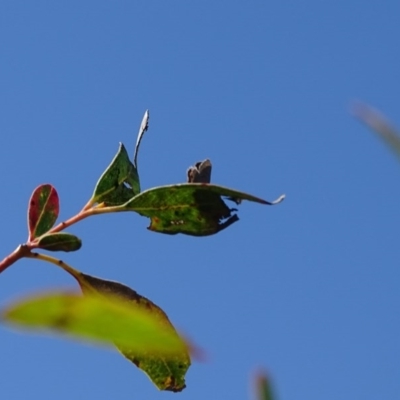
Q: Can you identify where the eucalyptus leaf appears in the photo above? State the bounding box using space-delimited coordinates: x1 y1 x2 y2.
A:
49 261 190 392
76 272 190 392
120 183 285 236
2 292 185 357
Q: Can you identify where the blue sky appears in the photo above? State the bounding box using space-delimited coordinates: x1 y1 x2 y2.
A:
1 1 400 399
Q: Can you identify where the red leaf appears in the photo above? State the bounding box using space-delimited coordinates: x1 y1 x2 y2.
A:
28 184 59 240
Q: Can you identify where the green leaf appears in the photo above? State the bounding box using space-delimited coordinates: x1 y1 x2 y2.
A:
92 144 138 206
91 111 149 207
120 183 285 236
28 184 59 240
75 272 190 392
2 291 189 391
48 260 190 392
37 233 82 252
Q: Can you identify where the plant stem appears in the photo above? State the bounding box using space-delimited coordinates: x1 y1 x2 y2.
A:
49 203 124 233
49 208 95 233
82 198 96 212
0 203 127 274
27 252 81 281
0 245 31 274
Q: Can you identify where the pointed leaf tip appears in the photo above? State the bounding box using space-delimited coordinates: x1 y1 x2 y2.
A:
134 109 149 167
269 194 285 205
28 184 59 240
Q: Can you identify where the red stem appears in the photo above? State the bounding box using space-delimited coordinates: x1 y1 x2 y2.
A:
0 245 31 274
0 203 123 275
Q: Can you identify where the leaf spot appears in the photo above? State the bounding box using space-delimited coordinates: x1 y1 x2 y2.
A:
170 220 184 225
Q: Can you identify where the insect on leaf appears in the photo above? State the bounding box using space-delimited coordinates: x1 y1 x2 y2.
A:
187 159 212 183
28 184 59 241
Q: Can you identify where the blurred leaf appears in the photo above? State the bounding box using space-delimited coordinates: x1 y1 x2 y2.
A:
353 102 400 159
92 144 138 206
120 183 285 236
51 261 190 392
254 371 274 400
75 272 190 392
28 184 59 240
37 233 82 252
2 290 189 391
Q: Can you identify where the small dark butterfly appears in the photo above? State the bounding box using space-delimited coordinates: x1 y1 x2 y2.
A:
186 159 241 204
186 159 212 183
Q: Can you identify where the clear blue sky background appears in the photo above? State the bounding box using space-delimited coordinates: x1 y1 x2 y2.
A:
0 2 399 399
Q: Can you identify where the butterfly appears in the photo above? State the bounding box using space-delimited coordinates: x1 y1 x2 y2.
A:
186 159 212 183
